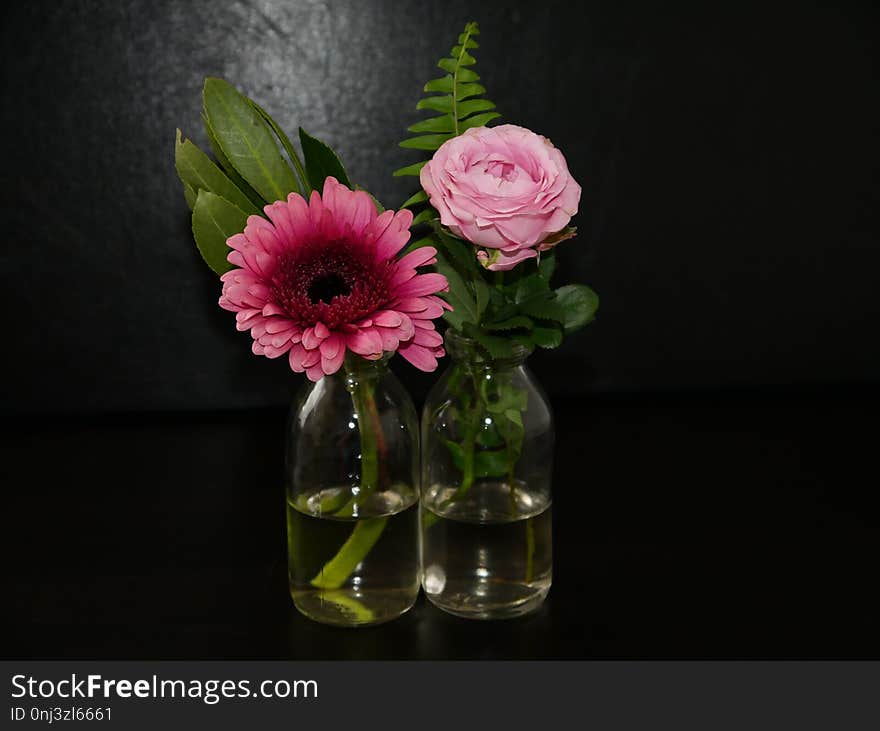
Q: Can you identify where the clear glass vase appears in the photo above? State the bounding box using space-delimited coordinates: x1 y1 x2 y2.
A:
285 354 420 626
421 330 554 619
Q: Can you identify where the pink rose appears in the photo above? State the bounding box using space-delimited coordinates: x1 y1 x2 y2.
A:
420 124 581 271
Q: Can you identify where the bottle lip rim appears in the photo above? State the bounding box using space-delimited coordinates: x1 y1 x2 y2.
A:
342 351 393 375
443 328 533 365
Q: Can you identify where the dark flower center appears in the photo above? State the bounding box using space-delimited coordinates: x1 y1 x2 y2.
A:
307 272 351 304
268 239 393 329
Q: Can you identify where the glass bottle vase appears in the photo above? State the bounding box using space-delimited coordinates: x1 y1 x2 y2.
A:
421 331 554 619
285 354 420 626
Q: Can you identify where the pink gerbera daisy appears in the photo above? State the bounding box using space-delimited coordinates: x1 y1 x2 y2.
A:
219 177 449 381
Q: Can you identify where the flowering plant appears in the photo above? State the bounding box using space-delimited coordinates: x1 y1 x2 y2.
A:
175 78 448 379
396 23 599 497
174 79 448 607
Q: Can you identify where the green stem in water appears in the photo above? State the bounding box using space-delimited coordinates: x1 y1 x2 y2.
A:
314 590 375 623
310 517 387 590
309 359 388 589
525 519 536 583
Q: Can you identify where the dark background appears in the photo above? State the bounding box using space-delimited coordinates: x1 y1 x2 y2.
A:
2 0 878 412
3 1 879 659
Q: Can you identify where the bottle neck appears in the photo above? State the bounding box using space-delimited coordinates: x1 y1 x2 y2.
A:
444 329 531 373
340 351 392 386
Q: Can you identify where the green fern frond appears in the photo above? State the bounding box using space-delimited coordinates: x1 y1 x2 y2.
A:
395 21 501 187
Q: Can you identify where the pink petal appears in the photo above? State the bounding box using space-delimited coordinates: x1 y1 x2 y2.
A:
288 344 307 373
301 348 321 368
346 328 383 357
319 333 342 359
306 364 325 382
398 342 439 372
413 327 444 347
374 210 413 260
396 246 438 270
395 272 449 298
372 310 403 328
320 344 346 375
301 326 325 349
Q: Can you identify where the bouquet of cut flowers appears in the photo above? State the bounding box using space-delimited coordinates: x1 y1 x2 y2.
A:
174 20 597 625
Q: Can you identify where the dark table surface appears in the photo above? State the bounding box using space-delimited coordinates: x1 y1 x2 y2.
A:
5 387 879 660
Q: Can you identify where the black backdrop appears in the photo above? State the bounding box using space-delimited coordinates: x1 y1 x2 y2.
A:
2 0 878 414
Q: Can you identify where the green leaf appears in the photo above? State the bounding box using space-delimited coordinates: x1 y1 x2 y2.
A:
191 190 250 275
202 112 266 209
416 95 454 113
473 450 510 478
555 284 600 333
457 98 496 117
424 77 486 100
444 441 509 479
399 134 454 150
485 315 534 331
474 278 490 320
182 180 197 210
450 48 477 64
455 83 487 100
482 379 529 414
175 129 259 215
435 251 477 325
412 208 438 226
460 112 502 130
424 75 455 93
202 77 300 203
401 190 429 208
250 100 310 194
439 51 476 71
463 324 520 360
452 67 480 83
530 324 564 349
514 272 552 304
434 227 480 276
396 20 498 190
407 115 456 134
393 161 427 177
518 295 568 323
298 127 352 190
538 252 557 282
402 236 436 255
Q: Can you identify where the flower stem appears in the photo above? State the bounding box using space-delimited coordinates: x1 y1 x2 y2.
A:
309 517 386 590
525 520 536 583
309 359 388 589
